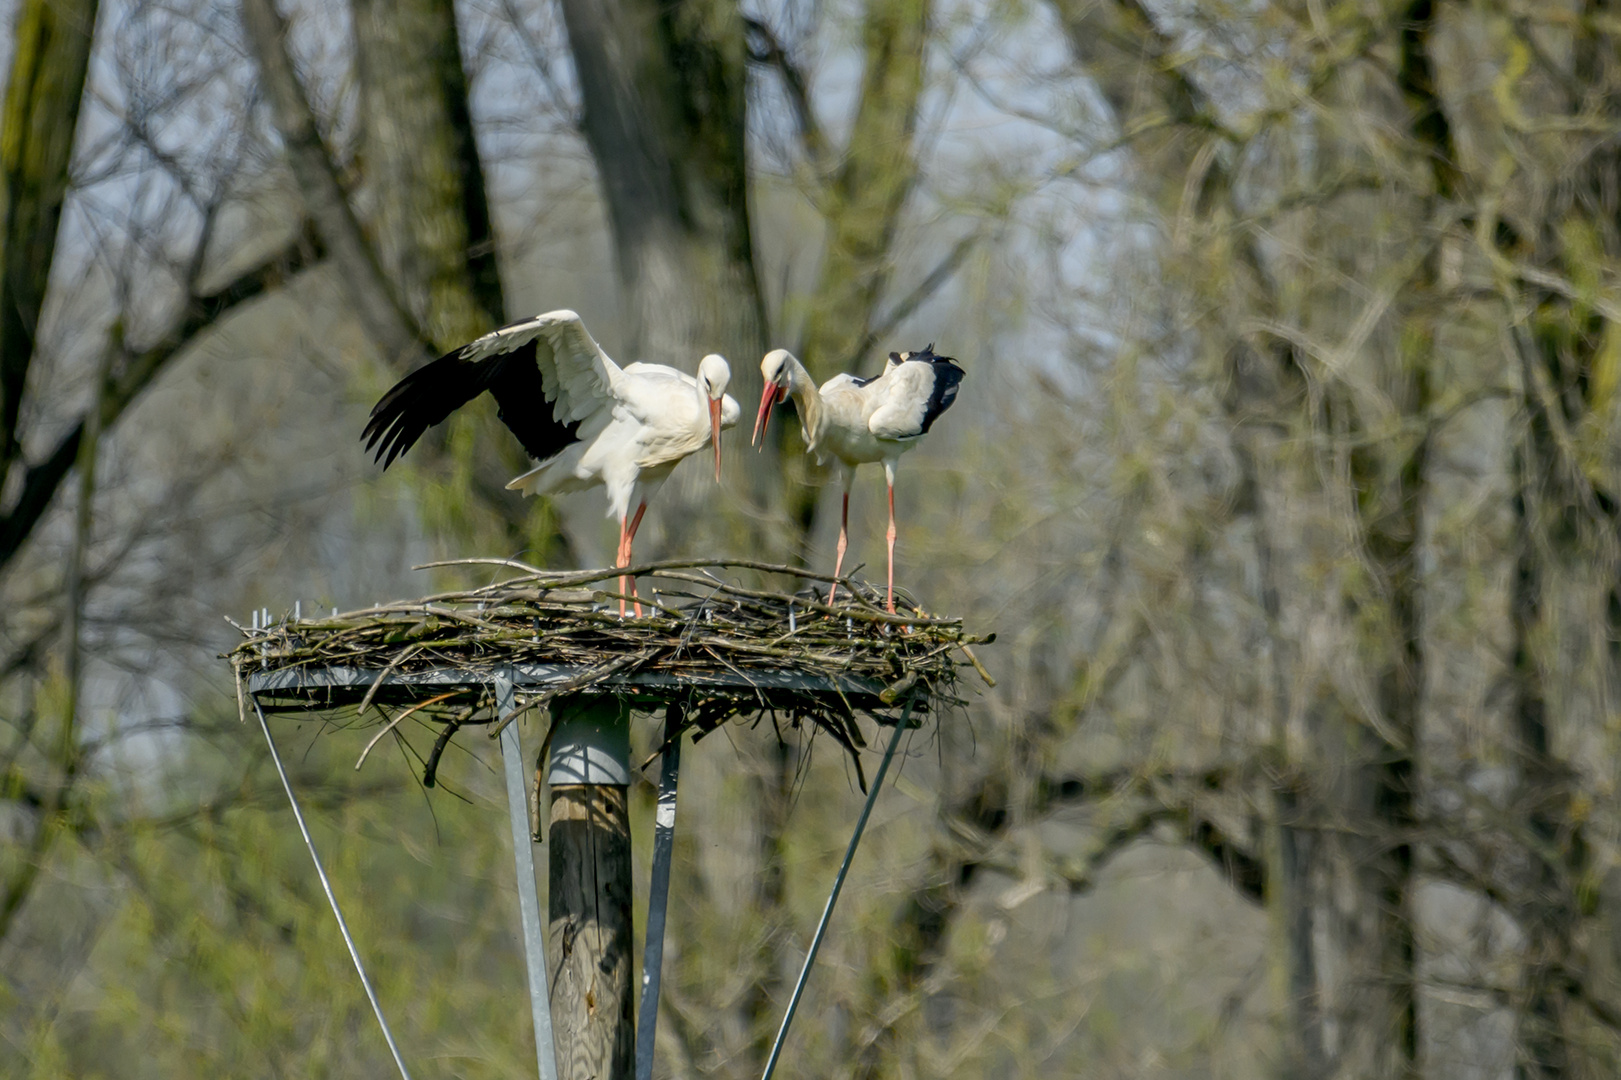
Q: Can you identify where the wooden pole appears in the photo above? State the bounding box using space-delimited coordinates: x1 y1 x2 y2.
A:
547 696 634 1080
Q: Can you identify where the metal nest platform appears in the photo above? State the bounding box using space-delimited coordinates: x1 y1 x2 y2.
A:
223 558 994 1080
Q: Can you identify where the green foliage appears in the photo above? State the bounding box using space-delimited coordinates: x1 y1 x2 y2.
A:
5 712 538 1079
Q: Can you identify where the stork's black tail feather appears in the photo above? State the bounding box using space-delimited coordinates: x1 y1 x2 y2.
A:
917 353 964 434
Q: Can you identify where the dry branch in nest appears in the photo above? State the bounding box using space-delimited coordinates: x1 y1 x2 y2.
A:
225 559 995 789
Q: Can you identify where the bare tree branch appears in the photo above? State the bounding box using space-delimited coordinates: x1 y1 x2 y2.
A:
239 0 429 372
0 225 322 572
744 16 828 174
856 230 981 357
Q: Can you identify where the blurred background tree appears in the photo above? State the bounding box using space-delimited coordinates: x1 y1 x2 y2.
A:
6 1 1621 1078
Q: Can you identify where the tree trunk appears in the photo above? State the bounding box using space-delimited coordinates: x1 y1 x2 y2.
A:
247 0 576 562
239 0 426 372
1350 402 1427 1079
1496 11 1621 1072
0 335 104 945
1273 783 1328 1078
1510 446 1580 1080
0 0 98 491
1239 416 1330 1078
351 0 504 349
349 0 577 558
556 0 766 368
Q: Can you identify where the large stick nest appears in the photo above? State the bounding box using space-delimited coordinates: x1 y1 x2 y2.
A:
225 559 994 790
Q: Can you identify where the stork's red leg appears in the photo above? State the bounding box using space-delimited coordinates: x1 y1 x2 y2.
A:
829 490 850 606
885 477 897 614
616 514 630 617
624 501 648 617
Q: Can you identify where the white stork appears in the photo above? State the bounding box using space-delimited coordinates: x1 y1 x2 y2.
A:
364 309 740 615
752 345 964 612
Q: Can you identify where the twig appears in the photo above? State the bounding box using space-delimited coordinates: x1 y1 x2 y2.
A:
880 671 918 704
233 656 248 724
422 720 461 788
355 691 459 771
357 644 421 716
959 645 996 687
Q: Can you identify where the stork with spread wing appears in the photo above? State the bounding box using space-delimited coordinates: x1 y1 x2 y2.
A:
363 309 739 614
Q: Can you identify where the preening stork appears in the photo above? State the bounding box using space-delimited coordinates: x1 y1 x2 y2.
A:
363 309 740 615
753 345 965 612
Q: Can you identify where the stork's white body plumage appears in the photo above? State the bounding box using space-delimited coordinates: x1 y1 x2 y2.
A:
364 309 739 613
754 346 964 611
507 356 736 521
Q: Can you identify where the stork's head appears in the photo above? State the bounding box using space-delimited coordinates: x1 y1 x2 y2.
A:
754 348 796 448
697 354 736 481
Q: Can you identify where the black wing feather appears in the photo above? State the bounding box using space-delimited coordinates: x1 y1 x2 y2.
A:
485 339 583 461
362 336 581 469
362 350 489 469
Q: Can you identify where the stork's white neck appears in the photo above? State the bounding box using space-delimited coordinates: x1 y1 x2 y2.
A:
781 353 825 451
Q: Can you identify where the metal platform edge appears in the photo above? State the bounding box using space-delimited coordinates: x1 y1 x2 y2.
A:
246 661 886 701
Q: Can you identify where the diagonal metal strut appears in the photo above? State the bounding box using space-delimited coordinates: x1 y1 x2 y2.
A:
253 697 415 1080
759 695 918 1080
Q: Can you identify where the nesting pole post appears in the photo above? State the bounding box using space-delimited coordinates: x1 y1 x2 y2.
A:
546 694 635 1080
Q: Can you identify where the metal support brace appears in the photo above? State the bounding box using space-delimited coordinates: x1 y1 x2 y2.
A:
635 702 684 1080
759 696 918 1080
496 674 559 1080
252 697 415 1080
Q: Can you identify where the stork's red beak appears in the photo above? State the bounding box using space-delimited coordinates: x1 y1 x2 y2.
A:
753 382 786 449
710 396 724 481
